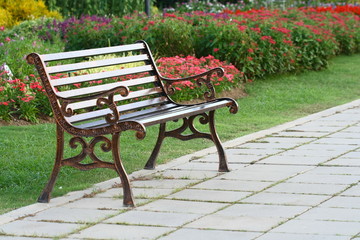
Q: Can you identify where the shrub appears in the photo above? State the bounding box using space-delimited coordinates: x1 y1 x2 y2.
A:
142 15 195 57
44 0 155 18
0 8 13 27
0 73 50 122
0 54 241 121
0 33 64 79
2 17 60 42
157 55 243 101
0 0 61 27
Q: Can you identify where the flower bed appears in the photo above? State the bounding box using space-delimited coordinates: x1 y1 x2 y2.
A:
0 55 241 121
0 5 359 122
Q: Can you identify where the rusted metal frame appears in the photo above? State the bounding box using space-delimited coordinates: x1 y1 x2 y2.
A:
144 112 216 170
38 124 64 203
27 53 147 138
161 68 223 103
38 124 136 206
144 123 166 170
137 40 223 105
61 135 115 170
112 132 135 207
208 110 229 172
60 86 129 119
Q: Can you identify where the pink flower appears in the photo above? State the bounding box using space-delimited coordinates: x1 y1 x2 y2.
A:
213 48 219 52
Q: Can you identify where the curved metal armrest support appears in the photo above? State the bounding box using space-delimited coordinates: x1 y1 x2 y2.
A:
59 86 129 124
160 67 224 102
225 97 239 114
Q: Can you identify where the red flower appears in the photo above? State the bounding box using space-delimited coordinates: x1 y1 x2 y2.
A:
213 48 219 52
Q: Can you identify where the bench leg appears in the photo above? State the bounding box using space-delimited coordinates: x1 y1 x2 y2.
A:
144 123 166 170
38 125 64 203
112 132 135 207
209 110 229 172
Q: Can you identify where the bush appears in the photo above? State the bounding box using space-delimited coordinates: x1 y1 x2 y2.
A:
0 0 61 28
142 15 195 57
157 55 243 102
0 73 50 122
0 33 64 79
0 54 241 121
1 5 360 122
44 0 155 18
2 17 60 42
0 8 13 27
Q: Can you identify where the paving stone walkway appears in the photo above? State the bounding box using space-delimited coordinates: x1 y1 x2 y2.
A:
1 99 360 240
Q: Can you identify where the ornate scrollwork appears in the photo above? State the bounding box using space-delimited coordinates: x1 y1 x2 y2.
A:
63 136 114 170
161 67 224 102
165 113 212 141
164 82 175 96
61 100 74 117
226 101 239 114
196 76 215 101
97 87 129 124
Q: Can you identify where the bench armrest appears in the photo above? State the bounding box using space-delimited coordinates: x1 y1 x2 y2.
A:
159 67 224 102
59 86 129 124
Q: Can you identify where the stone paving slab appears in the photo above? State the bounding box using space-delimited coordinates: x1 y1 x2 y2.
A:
23 207 118 223
158 228 261 240
1 99 360 240
104 210 202 227
190 179 272 192
165 188 251 202
240 192 331 206
269 219 360 236
297 207 360 221
264 182 347 195
136 199 228 214
0 220 84 238
69 224 175 240
256 233 350 240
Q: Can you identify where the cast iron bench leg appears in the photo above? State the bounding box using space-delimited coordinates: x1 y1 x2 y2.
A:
144 123 166 170
38 125 64 203
112 132 135 207
209 110 229 172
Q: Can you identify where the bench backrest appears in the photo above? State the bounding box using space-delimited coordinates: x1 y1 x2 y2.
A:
27 41 170 129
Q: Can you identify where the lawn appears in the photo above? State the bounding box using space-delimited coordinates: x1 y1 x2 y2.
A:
0 54 359 214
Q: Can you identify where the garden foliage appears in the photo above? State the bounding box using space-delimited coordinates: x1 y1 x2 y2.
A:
0 0 61 27
0 5 360 121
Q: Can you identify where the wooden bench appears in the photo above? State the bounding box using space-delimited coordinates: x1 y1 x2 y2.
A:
27 40 238 207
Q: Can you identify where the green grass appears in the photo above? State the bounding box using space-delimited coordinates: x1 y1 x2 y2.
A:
1 54 360 214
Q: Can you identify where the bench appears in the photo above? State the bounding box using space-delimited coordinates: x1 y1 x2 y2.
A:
26 40 238 207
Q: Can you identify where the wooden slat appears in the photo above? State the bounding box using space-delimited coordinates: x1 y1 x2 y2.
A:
67 97 170 123
57 76 156 98
47 54 149 74
42 43 145 62
66 87 164 110
51 65 154 87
